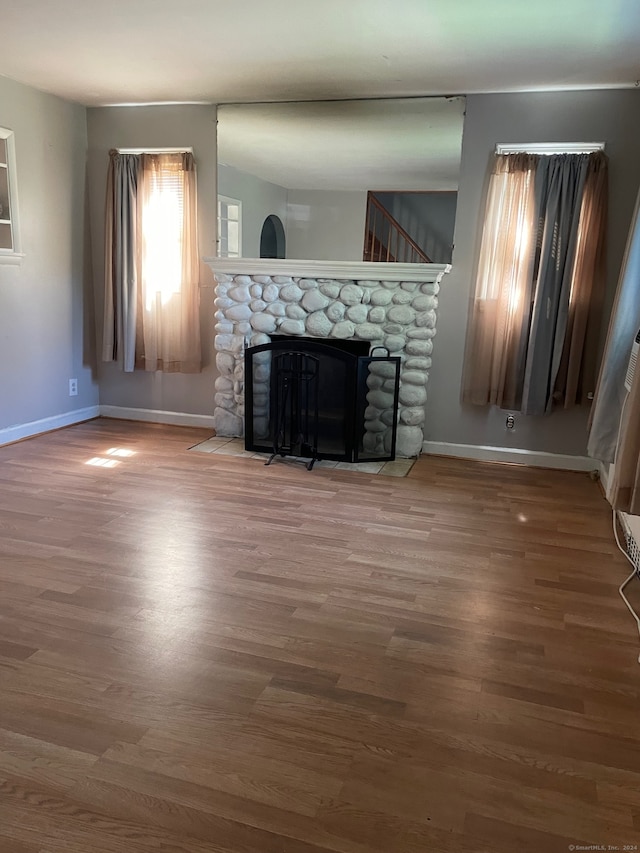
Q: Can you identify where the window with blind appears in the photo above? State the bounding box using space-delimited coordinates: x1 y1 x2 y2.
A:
141 155 186 307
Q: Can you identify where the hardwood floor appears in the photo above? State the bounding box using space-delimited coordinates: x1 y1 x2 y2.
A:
0 417 639 853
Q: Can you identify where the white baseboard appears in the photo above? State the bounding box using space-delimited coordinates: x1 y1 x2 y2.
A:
599 461 612 496
422 440 596 472
2 409 596 472
99 405 214 429
0 405 100 448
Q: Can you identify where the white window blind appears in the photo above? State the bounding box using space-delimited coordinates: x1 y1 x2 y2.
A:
143 159 185 307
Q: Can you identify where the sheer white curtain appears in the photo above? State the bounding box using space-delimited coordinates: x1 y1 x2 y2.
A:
588 187 640 511
103 151 201 374
137 153 201 373
462 154 537 409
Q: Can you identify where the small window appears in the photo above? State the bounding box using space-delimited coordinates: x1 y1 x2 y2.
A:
141 154 186 306
218 196 242 258
0 127 22 262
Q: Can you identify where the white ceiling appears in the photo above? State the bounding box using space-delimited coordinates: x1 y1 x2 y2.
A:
217 98 465 191
3 0 637 193
0 0 639 107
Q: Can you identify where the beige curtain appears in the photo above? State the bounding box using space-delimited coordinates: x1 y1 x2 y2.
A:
462 151 607 412
136 152 201 373
462 154 537 408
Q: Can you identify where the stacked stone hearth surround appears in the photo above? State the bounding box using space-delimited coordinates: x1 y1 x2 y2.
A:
205 261 450 458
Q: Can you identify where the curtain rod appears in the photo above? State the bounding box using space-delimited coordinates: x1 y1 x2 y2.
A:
496 142 605 155
116 147 193 154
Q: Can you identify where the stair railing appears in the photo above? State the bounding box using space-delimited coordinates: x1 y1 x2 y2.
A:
363 192 432 264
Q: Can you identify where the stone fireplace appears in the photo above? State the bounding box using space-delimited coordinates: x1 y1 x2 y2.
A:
205 259 450 457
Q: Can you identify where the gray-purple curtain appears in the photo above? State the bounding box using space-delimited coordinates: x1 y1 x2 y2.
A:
103 151 139 372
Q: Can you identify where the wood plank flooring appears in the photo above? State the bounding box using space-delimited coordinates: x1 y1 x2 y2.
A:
0 417 639 853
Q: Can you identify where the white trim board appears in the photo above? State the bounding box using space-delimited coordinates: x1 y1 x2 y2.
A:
422 441 596 472
0 406 214 448
0 406 100 448
206 257 451 283
117 147 194 154
99 405 214 429
495 142 605 155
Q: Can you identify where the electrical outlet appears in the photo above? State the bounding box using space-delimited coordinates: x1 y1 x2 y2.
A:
506 414 515 430
69 378 78 397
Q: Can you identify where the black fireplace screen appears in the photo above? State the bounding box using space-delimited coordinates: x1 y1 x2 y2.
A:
244 336 400 466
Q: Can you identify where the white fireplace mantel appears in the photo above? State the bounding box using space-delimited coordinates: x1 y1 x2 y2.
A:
205 257 451 283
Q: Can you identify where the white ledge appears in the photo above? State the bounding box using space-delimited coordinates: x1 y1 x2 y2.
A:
204 257 451 283
0 252 25 265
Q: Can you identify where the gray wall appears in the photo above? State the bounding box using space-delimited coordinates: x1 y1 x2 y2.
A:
426 89 640 456
6 85 636 457
0 76 96 431
86 105 218 416
217 164 287 258
286 189 367 261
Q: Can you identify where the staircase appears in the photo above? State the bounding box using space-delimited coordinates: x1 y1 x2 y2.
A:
363 192 431 264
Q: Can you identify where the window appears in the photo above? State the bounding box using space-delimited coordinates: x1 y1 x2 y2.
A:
103 149 201 374
218 196 242 258
0 126 22 262
141 155 186 308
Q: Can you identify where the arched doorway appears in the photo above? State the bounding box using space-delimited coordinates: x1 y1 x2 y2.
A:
260 214 286 259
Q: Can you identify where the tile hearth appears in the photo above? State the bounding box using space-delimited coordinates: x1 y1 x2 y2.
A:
190 437 416 476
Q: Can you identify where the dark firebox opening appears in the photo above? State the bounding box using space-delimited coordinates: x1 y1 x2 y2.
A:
244 336 400 469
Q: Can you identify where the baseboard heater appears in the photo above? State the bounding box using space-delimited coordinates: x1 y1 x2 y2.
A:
617 512 640 662
621 513 640 574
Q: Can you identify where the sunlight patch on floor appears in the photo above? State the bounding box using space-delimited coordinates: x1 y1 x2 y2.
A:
85 456 120 468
